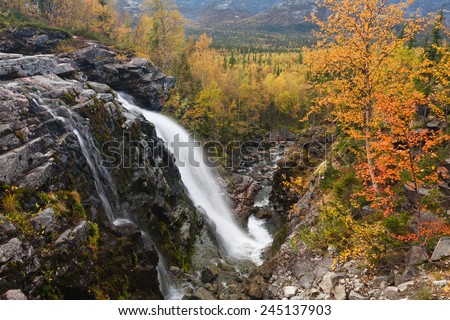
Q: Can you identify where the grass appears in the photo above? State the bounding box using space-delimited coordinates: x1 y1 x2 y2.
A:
413 286 434 300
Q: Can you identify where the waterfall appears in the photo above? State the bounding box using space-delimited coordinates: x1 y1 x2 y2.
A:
35 95 178 299
118 94 272 265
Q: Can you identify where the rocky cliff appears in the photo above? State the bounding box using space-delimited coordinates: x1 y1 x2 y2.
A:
0 29 210 299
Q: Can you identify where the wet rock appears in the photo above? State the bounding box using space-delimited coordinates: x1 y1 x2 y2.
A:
30 207 57 234
248 283 263 300
201 265 219 284
1 289 27 300
431 237 450 261
255 208 272 220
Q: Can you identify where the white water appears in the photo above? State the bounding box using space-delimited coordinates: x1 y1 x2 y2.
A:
35 95 178 298
118 94 272 265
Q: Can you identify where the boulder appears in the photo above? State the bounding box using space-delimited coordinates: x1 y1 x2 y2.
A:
1 289 27 300
384 286 399 300
0 238 28 263
319 272 343 295
248 283 263 300
406 246 429 265
349 290 366 300
0 214 17 241
431 237 450 261
334 285 347 300
283 286 298 298
398 281 414 292
193 287 216 300
255 208 272 220
201 265 219 284
30 207 57 234
54 221 89 246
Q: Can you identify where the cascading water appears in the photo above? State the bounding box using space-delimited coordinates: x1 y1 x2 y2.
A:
34 94 178 299
118 94 273 265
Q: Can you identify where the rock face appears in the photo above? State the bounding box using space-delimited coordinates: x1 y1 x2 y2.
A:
69 45 175 111
431 237 450 261
0 27 70 54
0 41 209 299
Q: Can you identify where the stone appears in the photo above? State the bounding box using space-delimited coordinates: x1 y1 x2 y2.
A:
290 293 306 300
349 290 366 300
373 275 391 287
298 272 315 289
368 289 382 298
293 260 314 278
398 281 414 292
320 272 343 295
283 286 298 298
193 287 216 300
201 265 219 284
30 207 57 234
384 287 399 300
255 208 272 220
0 238 25 263
54 221 89 246
406 246 429 265
87 82 111 93
1 289 27 300
334 285 347 300
432 280 448 287
438 182 450 197
431 237 450 261
0 214 17 241
248 283 263 300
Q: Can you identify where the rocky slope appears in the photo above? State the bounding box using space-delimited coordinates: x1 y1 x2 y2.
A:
0 28 215 299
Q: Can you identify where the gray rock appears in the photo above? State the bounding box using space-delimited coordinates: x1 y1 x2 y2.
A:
334 285 347 300
201 265 219 284
248 283 263 300
406 246 429 265
432 280 448 287
55 221 89 246
368 289 382 298
0 214 17 240
193 287 216 300
349 290 366 300
398 281 414 292
373 275 391 287
384 286 399 299
290 293 306 300
30 207 56 233
293 260 314 278
283 286 298 298
255 208 272 220
1 289 27 300
87 82 111 93
314 257 334 279
431 237 450 261
320 272 343 295
0 238 26 263
298 272 315 289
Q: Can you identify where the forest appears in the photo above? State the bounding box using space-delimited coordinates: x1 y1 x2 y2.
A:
1 0 450 301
